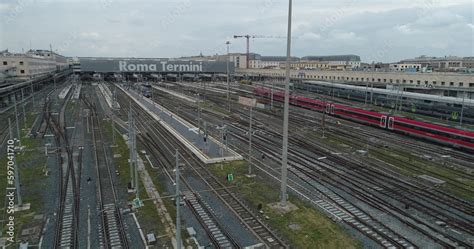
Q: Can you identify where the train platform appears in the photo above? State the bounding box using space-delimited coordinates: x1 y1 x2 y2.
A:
151 84 197 103
116 84 242 164
98 83 120 109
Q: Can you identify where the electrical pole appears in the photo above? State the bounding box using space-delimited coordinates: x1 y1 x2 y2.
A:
9 118 22 206
248 106 253 175
197 94 202 135
30 82 35 109
364 81 369 106
370 83 374 104
112 118 116 147
224 125 228 152
280 0 292 207
112 86 117 146
271 81 274 110
226 41 231 112
21 88 27 129
13 93 21 148
460 91 465 126
398 85 405 112
322 110 326 138
394 84 402 114
175 149 182 249
128 109 138 193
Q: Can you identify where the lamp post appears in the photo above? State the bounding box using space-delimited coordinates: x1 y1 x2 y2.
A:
280 0 292 207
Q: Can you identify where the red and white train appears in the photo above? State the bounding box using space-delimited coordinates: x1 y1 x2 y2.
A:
254 87 474 150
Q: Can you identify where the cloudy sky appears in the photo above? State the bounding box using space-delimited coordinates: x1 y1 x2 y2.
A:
0 0 473 62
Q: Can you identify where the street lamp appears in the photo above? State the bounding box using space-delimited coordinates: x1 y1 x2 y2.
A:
280 0 292 207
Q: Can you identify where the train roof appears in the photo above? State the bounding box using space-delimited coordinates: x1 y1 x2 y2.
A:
395 116 474 137
305 81 474 107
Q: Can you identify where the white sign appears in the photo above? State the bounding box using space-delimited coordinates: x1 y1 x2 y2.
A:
119 61 203 72
238 96 256 107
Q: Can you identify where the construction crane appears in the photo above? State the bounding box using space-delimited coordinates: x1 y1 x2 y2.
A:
233 35 286 68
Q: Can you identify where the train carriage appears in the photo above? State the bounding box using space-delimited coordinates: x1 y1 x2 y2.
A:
253 86 474 151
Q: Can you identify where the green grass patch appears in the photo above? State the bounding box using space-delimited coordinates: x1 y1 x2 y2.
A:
0 120 47 243
208 161 361 249
312 127 474 201
201 100 231 116
102 120 179 247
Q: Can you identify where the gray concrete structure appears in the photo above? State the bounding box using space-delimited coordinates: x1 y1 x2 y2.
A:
118 84 242 164
78 57 234 74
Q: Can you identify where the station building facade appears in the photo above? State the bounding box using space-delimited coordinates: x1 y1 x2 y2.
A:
238 68 474 96
77 57 234 80
0 49 69 80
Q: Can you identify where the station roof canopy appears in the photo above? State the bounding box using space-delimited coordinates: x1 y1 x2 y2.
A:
78 57 234 74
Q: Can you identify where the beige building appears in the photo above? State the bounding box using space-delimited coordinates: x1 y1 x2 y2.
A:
400 56 474 72
229 53 248 69
279 60 351 71
238 68 474 89
389 63 422 72
0 49 69 79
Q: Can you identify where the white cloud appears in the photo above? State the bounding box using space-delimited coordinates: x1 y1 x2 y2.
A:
395 24 414 34
1 1 472 61
80 32 99 38
328 30 364 42
299 32 321 41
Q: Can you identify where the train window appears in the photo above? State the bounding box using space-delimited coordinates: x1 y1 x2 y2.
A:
410 80 413 83
470 83 474 87
459 82 463 87
417 81 420 84
396 122 473 143
441 82 445 86
433 81 436 85
450 82 454 86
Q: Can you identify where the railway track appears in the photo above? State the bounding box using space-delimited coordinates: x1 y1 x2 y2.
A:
148 83 474 248
49 85 80 249
140 134 241 248
226 114 473 248
115 85 288 248
84 94 129 249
